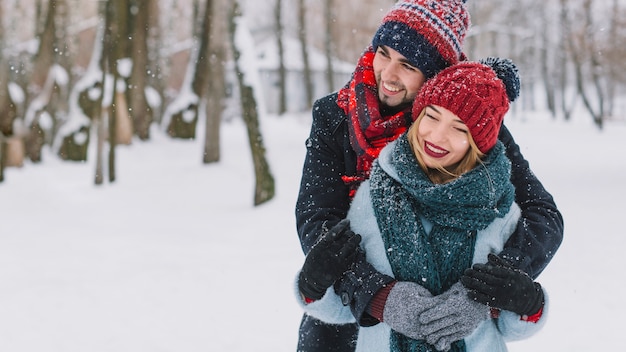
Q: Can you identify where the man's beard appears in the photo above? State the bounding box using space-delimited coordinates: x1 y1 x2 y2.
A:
379 95 411 115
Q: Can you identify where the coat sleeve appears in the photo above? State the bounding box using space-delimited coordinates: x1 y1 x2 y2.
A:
295 95 353 254
294 98 393 327
497 124 564 279
496 287 549 341
336 178 396 327
293 274 356 325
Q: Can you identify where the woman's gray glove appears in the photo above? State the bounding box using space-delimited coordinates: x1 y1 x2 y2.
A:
420 282 490 351
382 281 440 340
298 219 361 300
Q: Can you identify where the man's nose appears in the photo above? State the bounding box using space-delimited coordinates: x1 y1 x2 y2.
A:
381 62 400 80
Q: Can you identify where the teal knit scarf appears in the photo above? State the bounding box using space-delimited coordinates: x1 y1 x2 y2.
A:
369 134 515 352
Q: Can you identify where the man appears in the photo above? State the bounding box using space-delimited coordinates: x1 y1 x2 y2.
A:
295 1 563 351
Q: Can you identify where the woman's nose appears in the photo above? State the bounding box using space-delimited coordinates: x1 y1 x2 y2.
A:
428 124 448 143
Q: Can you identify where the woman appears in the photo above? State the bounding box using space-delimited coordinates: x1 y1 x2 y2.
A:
296 60 548 352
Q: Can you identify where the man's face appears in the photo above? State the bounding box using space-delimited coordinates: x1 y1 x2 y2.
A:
372 45 426 108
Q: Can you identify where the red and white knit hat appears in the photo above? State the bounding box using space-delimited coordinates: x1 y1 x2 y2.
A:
372 0 470 79
412 60 518 153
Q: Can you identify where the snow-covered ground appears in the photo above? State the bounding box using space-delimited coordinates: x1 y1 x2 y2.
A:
1 110 624 351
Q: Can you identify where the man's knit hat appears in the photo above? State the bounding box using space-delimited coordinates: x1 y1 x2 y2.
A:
372 0 470 79
412 58 520 153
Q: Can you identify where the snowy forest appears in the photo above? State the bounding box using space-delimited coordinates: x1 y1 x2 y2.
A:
2 2 625 350
0 0 624 198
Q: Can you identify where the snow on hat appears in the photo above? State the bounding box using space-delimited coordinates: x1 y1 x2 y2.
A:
372 0 470 79
412 59 520 153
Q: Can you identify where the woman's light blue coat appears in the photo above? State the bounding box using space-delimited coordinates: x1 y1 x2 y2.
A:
295 141 548 352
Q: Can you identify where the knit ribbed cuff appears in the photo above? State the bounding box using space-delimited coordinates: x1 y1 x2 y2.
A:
366 281 397 322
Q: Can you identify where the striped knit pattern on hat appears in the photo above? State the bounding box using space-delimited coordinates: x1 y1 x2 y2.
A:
413 62 510 153
372 0 470 79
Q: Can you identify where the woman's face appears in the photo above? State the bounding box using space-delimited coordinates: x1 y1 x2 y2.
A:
414 105 471 168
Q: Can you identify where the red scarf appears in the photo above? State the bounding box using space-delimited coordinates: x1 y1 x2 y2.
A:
337 46 413 197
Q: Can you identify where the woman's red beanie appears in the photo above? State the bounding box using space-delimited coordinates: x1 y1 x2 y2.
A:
413 60 519 153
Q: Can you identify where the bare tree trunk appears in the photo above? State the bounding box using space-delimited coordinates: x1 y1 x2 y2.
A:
0 4 7 180
275 0 287 115
24 0 60 162
228 1 275 206
0 0 23 172
95 2 110 186
0 137 4 183
0 73 15 139
568 0 604 129
191 0 212 114
167 0 213 139
539 9 556 118
108 77 118 183
94 104 107 185
324 0 335 92
145 0 165 125
30 0 57 89
606 0 619 118
558 0 576 121
94 0 125 184
128 0 152 140
203 0 227 164
298 0 314 109
582 0 605 128
0 2 16 147
107 0 129 183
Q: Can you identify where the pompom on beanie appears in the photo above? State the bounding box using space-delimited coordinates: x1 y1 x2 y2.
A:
412 59 521 154
372 0 470 79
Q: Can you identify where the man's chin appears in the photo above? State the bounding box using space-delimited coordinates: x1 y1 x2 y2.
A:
379 94 402 108
380 94 411 110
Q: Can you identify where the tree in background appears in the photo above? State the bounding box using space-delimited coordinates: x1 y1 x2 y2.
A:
203 0 228 164
557 0 577 121
2 0 626 186
22 0 71 163
127 0 154 140
165 0 213 139
228 1 275 206
275 0 287 115
0 2 10 181
297 0 313 109
563 0 606 129
95 0 129 185
323 0 334 92
538 1 557 118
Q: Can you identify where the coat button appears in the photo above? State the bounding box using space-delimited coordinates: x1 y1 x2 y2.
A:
341 292 350 306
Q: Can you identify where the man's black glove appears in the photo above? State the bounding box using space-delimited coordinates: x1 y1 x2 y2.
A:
298 219 362 300
333 248 395 326
461 253 544 317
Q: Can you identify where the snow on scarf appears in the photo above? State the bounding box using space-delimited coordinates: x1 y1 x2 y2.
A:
337 46 414 197
369 134 515 352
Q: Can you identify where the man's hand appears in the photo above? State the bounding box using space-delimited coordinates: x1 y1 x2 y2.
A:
461 253 544 317
298 219 361 300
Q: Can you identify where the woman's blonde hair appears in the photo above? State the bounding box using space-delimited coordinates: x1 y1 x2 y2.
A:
407 108 485 184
